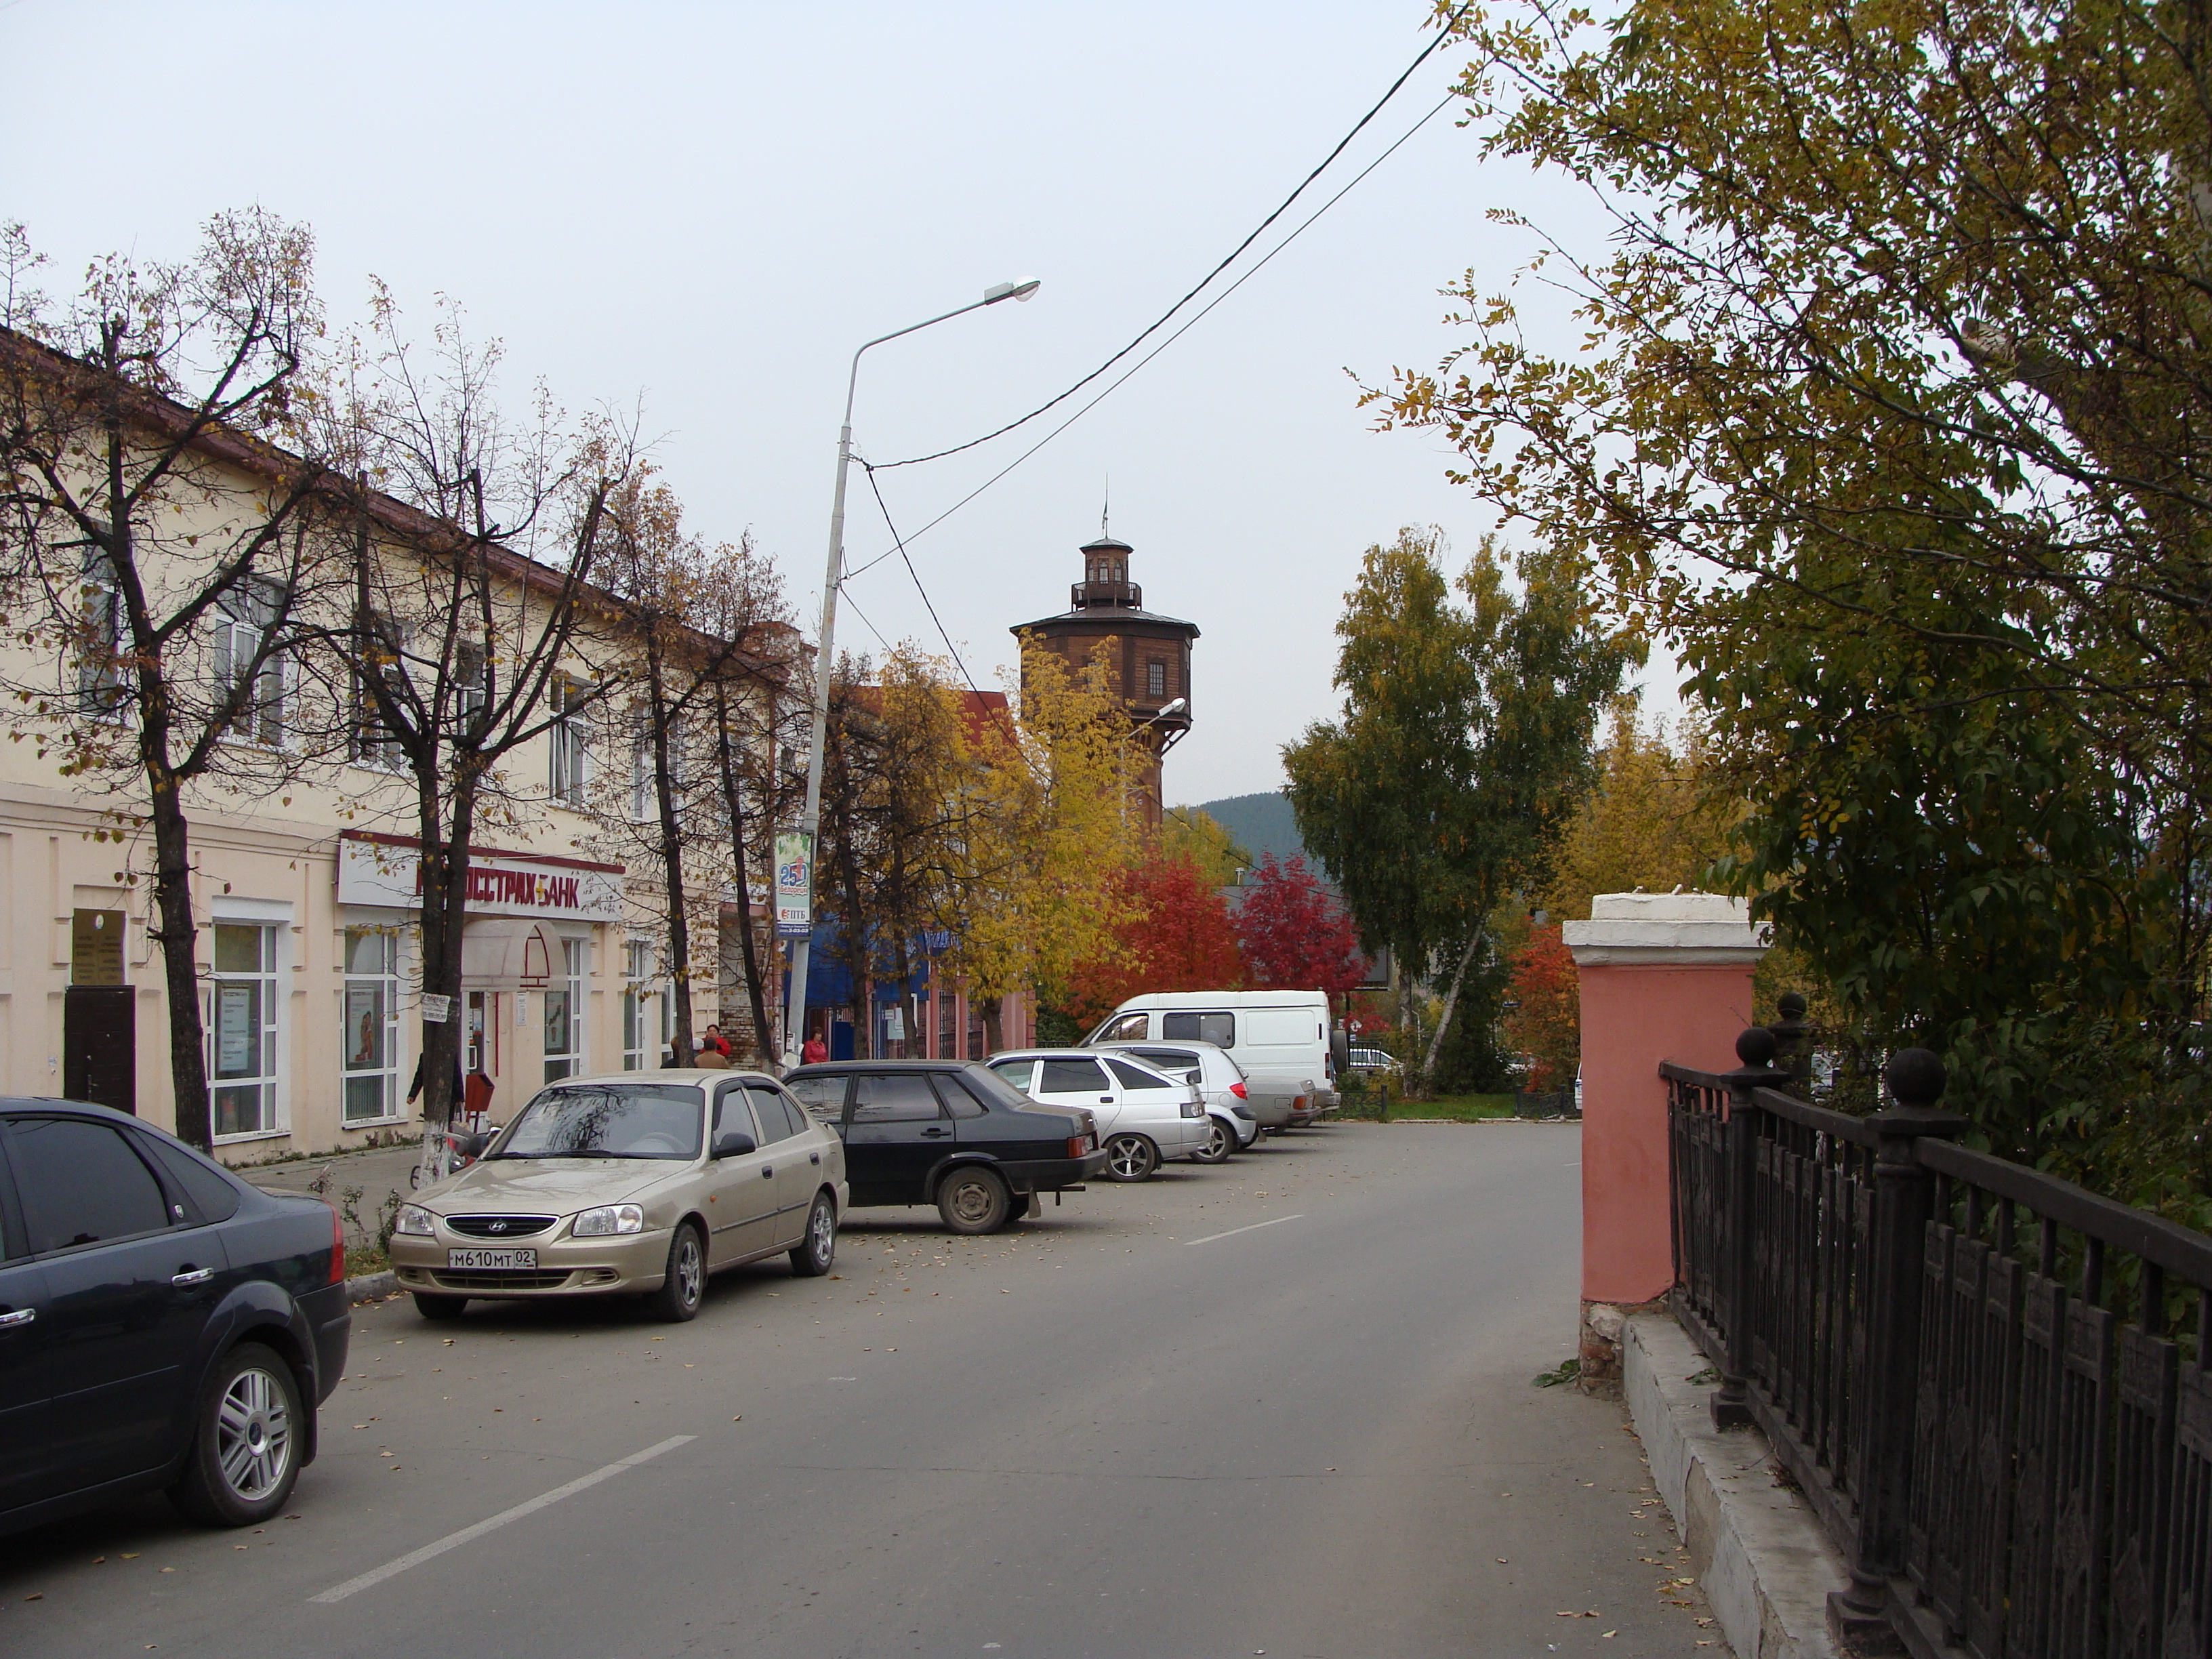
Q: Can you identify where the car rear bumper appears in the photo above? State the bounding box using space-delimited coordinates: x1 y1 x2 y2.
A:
298 1280 352 1404
997 1150 1112 1192
389 1227 674 1299
1246 1094 1297 1128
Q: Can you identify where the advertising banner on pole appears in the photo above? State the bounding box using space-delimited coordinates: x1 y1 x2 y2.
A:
774 832 813 939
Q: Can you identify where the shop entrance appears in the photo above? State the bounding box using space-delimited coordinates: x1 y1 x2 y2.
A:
64 909 134 1114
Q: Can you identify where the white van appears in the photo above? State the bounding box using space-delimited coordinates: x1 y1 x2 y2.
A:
1084 991 1338 1130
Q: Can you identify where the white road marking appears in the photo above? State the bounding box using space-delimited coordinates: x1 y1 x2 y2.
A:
308 1434 695 1603
1183 1214 1305 1247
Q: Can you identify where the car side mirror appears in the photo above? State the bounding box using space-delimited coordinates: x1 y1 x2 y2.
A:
713 1130 756 1160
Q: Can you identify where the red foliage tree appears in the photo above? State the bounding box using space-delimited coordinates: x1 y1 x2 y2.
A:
1234 854 1366 999
1502 922 1580 1089
1062 856 1245 1027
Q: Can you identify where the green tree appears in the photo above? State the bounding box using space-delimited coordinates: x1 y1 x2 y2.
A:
1285 528 1634 1089
1370 0 2211 1193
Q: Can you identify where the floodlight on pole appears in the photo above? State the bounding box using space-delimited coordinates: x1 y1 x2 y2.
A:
780 282 1042 1067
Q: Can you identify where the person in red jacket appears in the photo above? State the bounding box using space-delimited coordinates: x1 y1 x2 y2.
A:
800 1032 828 1065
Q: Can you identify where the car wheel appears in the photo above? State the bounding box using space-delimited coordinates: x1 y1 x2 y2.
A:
936 1166 1011 1235
169 1342 302 1528
1103 1133 1158 1183
649 1223 707 1322
1193 1118 1235 1164
789 1192 838 1277
412 1292 468 1321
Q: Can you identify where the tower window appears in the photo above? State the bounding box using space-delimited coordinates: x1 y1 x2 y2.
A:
1146 659 1166 699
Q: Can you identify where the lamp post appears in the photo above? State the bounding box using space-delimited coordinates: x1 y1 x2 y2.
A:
781 279 1040 1067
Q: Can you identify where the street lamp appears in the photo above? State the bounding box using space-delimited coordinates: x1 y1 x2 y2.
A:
781 280 1041 1067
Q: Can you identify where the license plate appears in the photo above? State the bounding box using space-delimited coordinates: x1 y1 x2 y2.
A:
447 1248 537 1269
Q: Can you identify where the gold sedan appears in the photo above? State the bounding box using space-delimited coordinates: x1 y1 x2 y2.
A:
388 1070 847 1323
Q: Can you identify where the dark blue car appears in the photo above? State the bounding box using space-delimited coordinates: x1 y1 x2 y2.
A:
0 1098 351 1534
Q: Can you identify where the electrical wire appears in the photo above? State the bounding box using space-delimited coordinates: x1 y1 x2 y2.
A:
872 8 1469 472
844 85 1458 586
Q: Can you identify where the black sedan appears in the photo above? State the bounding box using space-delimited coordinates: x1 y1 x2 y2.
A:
0 1099 351 1535
783 1061 1109 1234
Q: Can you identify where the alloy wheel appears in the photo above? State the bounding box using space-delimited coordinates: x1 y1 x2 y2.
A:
808 1199 835 1264
1106 1134 1153 1180
675 1232 703 1309
215 1366 293 1502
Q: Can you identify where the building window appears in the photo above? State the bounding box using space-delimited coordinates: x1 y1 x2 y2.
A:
550 679 589 806
936 989 956 1061
966 998 985 1061
1145 658 1166 699
454 640 487 726
622 939 668 1070
211 922 281 1137
342 926 402 1124
544 937 584 1082
78 545 127 716
211 581 285 745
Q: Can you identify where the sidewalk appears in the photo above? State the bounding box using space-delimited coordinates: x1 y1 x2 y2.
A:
244 1137 425 1246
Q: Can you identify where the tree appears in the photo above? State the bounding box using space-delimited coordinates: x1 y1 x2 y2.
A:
1375 0 2212 1187
1538 704 1729 924
323 288 635 1164
1160 806 1250 889
1504 922 1579 1092
1285 529 1634 1088
1234 853 1364 1003
1063 855 1245 1028
935 640 1147 1047
0 211 335 1149
589 483 788 1067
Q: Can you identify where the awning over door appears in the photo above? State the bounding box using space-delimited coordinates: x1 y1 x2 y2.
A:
459 919 559 988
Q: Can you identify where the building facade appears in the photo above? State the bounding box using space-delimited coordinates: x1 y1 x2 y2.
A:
1011 533 1199 827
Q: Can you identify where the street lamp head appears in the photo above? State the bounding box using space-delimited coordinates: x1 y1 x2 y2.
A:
985 278 1042 304
1160 697 1188 716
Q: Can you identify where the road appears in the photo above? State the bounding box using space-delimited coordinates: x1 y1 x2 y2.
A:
2 1121 1719 1658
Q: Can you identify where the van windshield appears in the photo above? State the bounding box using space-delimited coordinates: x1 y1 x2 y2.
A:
1160 1011 1234 1046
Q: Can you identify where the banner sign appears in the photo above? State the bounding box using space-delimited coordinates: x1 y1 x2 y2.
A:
774 832 813 939
337 838 624 923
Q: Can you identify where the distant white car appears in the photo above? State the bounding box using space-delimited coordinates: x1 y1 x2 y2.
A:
1091 1040 1258 1162
1346 1048 1399 1076
985 1048 1208 1181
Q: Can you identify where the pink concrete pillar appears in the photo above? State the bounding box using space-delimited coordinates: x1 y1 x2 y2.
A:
1562 893 1767 1384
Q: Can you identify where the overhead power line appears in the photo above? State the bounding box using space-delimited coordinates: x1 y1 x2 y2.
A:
843 85 1458 586
871 6 1471 474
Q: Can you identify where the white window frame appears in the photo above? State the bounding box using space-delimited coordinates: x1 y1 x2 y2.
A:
77 543 128 719
211 581 287 747
341 925 404 1125
209 900 290 1143
544 934 586 1082
622 938 661 1070
550 679 590 807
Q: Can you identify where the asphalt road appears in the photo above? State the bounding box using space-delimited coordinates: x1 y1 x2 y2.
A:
2 1122 1721 1658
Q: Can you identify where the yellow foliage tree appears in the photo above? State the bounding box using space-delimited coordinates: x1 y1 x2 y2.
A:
1538 702 1729 923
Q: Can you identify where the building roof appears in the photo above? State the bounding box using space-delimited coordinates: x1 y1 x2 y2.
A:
1080 534 1134 553
1011 607 1200 636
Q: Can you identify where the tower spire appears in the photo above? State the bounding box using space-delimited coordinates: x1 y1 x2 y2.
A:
1101 474 1110 540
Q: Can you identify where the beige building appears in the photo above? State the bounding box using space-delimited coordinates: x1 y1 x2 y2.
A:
0 345 790 1164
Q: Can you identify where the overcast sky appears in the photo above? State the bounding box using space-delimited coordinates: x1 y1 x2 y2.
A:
2 1 1656 806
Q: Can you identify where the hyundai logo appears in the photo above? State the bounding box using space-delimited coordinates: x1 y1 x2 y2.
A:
488 1221 509 1234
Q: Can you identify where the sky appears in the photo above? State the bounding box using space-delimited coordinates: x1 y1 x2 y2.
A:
0 0 1662 805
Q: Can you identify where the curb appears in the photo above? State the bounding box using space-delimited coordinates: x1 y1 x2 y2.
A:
346 1269 398 1303
1624 1313 1847 1659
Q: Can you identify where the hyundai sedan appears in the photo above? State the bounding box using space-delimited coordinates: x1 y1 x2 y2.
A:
389 1071 847 1323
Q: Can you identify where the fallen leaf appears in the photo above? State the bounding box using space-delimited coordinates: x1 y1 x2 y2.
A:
1601 1632 1616 1640
1495 1558 1509 1565
121 1553 140 1559
24 1593 41 1601
159 1568 174 1574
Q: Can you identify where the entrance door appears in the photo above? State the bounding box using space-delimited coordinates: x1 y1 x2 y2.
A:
65 909 134 1115
63 988 136 1115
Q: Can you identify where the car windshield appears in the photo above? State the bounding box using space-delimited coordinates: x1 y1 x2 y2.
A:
491 1083 704 1160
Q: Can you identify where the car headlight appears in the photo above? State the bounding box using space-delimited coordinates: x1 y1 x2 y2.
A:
1181 1101 1203 1118
573 1204 645 1237
394 1204 436 1237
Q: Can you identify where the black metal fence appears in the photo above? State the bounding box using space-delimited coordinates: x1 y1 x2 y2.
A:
1663 1031 2212 1659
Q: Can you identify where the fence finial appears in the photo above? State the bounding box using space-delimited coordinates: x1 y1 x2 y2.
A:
1883 1047 1946 1109
1734 1025 1779 1069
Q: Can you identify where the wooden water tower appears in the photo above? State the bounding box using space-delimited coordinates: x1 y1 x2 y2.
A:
1012 533 1198 827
